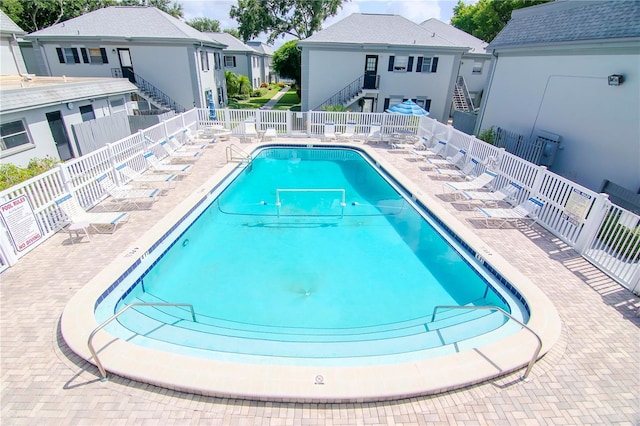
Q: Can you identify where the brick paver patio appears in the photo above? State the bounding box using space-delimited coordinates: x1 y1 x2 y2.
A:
1 137 638 425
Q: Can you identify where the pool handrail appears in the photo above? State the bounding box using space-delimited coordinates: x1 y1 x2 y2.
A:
225 144 251 163
88 302 196 381
431 305 542 380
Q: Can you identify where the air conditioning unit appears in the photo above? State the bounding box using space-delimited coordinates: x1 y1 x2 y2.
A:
535 130 561 167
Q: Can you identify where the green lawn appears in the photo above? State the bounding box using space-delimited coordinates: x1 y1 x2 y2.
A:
271 88 301 111
226 87 281 109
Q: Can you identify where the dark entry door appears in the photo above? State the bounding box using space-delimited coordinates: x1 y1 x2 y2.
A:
46 111 73 161
117 48 135 83
364 55 378 89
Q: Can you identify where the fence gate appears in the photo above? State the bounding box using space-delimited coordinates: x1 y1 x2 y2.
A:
291 111 308 135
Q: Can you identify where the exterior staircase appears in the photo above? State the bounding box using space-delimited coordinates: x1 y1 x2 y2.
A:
112 68 185 113
314 74 373 110
453 76 475 112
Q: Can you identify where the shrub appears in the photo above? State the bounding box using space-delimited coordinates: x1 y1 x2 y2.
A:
277 82 285 88
0 157 61 191
322 104 348 112
597 211 640 260
251 88 266 97
260 82 269 88
478 127 496 145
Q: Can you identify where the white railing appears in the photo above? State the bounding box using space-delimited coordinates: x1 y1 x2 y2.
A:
0 108 637 294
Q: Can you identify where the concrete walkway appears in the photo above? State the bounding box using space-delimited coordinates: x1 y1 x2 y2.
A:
260 86 291 110
1 137 638 425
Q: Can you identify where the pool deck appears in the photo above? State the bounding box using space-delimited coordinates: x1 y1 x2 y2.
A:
1 136 638 424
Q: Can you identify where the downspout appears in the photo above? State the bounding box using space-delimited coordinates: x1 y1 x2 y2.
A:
194 42 204 109
10 34 28 76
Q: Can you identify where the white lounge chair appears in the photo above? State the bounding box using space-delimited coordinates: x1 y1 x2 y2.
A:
459 182 522 206
143 152 192 175
432 158 480 180
263 128 278 141
55 194 129 234
168 134 205 151
340 121 356 141
241 120 258 143
323 122 337 142
97 174 159 210
412 139 446 159
160 141 200 162
391 137 425 151
116 163 176 189
444 170 498 195
425 148 466 168
476 197 545 228
365 123 383 144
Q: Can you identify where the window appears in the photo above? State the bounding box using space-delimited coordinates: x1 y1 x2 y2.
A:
56 47 80 64
472 61 483 74
415 97 431 112
388 56 414 72
217 87 224 105
0 120 32 151
416 57 439 73
109 98 125 113
79 105 95 122
90 48 108 64
200 51 210 71
224 56 236 67
214 52 221 70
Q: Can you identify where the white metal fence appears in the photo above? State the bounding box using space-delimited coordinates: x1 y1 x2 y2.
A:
0 108 638 294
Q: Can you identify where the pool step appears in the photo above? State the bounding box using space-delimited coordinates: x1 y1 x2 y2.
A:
110 294 512 359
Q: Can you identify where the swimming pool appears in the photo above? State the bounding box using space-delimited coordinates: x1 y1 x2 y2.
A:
62 143 560 401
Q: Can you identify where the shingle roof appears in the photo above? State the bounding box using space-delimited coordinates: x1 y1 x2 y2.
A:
246 41 274 56
420 18 488 54
25 6 223 47
0 10 26 35
206 32 257 53
299 14 461 49
489 0 640 50
0 76 137 113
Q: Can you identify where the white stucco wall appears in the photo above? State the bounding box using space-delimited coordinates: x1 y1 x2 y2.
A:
302 47 461 122
479 50 640 192
2 97 122 167
0 38 20 75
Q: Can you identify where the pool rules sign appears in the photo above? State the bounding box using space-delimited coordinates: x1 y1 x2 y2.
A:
0 195 43 252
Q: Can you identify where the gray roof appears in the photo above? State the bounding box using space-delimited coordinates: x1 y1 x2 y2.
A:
489 1 640 50
246 41 274 56
299 14 462 49
25 6 224 47
0 10 26 36
420 18 488 54
206 32 257 53
0 76 137 113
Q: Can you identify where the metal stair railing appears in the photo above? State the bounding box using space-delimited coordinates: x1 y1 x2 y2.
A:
455 76 475 112
431 305 542 380
314 75 365 110
88 302 196 381
126 70 186 113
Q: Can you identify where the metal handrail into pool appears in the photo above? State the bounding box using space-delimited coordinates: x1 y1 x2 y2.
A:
88 303 196 381
225 144 251 163
431 305 542 380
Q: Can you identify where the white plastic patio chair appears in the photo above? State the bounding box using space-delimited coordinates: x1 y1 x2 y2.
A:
476 197 545 228
241 120 258 143
323 122 337 142
433 158 481 180
412 139 446 159
55 193 129 234
365 123 382 144
116 163 176 189
425 148 466 168
97 174 159 210
168 134 205 151
160 140 200 162
340 121 356 141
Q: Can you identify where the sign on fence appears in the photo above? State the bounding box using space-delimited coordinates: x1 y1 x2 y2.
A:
0 195 43 252
562 188 592 225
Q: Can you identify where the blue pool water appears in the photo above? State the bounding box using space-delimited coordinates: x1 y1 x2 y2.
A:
98 147 526 364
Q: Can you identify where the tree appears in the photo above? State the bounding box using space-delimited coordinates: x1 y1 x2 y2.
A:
238 75 251 95
186 16 220 32
223 28 241 40
272 39 301 97
225 71 239 96
230 0 345 44
451 0 551 43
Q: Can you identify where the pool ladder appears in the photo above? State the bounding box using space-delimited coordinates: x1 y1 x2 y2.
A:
87 303 196 381
432 305 542 381
225 144 251 164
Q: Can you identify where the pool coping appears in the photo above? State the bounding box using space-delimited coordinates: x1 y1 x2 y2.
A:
60 142 562 403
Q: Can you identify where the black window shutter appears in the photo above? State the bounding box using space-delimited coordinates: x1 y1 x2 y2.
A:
383 98 390 110
407 56 414 72
388 56 394 72
80 48 89 63
56 48 65 63
233 56 236 67
431 57 438 73
100 48 108 63
416 57 423 72
72 48 80 63
425 99 431 111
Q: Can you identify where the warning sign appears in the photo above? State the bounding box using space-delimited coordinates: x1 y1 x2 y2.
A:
0 195 43 252
562 189 592 226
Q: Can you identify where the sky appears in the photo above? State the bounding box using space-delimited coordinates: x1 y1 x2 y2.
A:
181 0 466 47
